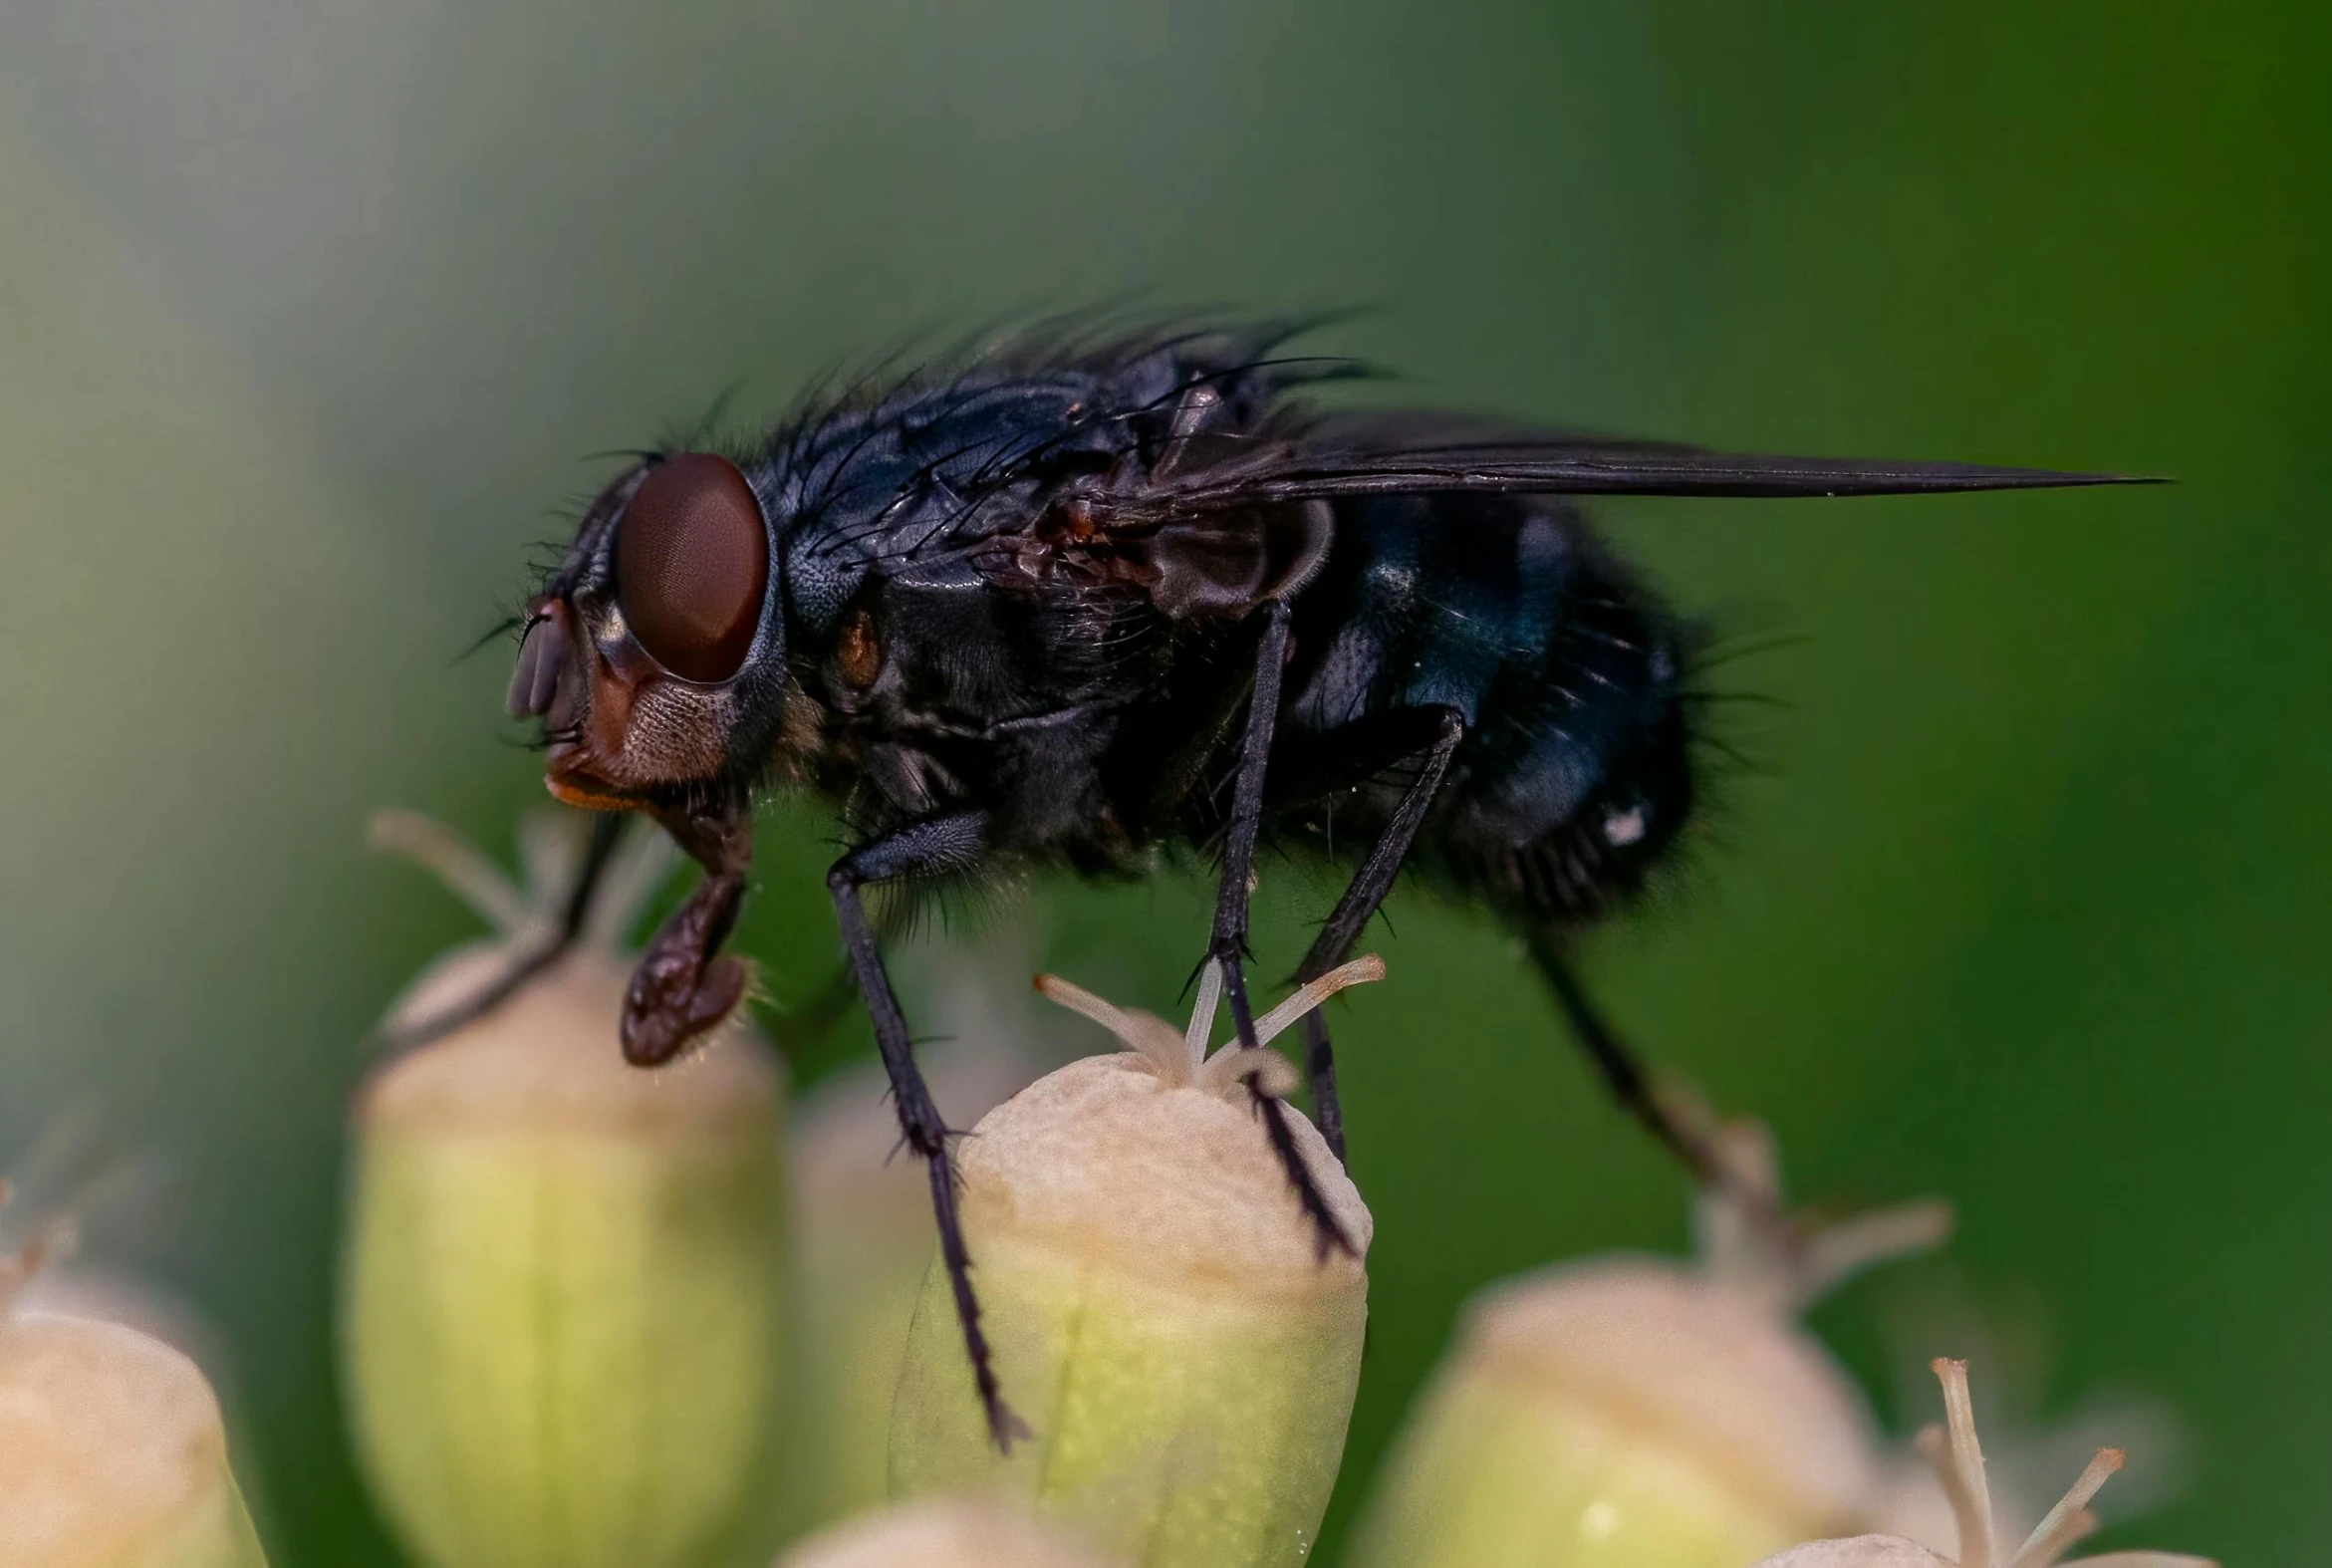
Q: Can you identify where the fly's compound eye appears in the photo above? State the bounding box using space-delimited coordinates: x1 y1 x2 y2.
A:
612 453 770 682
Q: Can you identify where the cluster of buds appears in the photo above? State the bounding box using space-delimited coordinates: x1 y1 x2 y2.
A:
0 1178 268 1568
0 804 2211 1568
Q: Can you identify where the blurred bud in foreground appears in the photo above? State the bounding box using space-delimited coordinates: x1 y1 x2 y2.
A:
778 1497 1127 1568
1750 1358 2212 1568
784 949 1053 1534
890 959 1383 1568
343 811 788 1568
1352 1120 1952 1568
0 1181 268 1568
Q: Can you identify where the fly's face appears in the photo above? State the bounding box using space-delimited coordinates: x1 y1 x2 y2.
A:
507 451 784 806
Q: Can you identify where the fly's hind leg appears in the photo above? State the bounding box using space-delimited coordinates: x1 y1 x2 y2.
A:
825 811 1029 1452
1525 937 1720 1181
1523 929 1797 1248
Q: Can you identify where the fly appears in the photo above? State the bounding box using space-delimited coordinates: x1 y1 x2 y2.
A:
401 315 2151 1447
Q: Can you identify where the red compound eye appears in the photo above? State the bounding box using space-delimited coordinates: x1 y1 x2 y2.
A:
613 453 768 682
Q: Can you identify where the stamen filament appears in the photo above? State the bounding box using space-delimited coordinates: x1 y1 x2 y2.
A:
370 810 528 932
1185 962 1222 1068
1033 975 1191 1079
1033 973 1147 1044
1933 1359 1998 1568
2014 1448 2124 1568
1248 956 1386 1048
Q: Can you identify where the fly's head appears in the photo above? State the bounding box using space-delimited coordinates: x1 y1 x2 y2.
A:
508 451 787 808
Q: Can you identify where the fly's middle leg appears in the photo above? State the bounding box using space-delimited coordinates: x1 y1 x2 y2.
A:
1207 599 1358 1259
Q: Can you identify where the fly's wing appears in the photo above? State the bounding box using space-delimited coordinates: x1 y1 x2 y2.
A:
1092 411 2158 522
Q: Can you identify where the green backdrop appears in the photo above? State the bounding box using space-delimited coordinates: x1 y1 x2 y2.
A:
1 2 2324 1561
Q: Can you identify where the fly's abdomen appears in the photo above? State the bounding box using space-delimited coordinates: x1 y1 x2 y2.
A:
1282 494 1696 920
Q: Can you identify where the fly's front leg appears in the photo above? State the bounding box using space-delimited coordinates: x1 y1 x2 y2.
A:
622 793 753 1067
1209 599 1357 1258
825 812 1030 1450
377 809 628 1051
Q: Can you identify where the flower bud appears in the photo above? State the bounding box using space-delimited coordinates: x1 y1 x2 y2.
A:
0 1185 268 1568
342 811 788 1568
778 1497 1126 1568
1749 1358 2212 1568
889 960 1382 1568
785 956 1050 1534
1352 1120 1951 1568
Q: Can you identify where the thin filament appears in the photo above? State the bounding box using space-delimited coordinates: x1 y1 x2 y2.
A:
1932 1358 1998 1568
1247 955 1387 1047
1185 961 1223 1067
370 810 527 931
2014 1448 2125 1568
1034 973 1147 1045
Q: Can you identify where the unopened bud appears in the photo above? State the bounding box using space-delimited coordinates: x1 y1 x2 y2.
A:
889 960 1382 1568
0 1184 268 1568
778 1497 1126 1568
1352 1120 1951 1568
342 811 788 1568
1749 1358 2212 1568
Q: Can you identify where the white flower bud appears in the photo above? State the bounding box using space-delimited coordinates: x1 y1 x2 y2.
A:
0 1185 268 1568
889 959 1383 1568
1749 1358 2213 1568
1352 1120 1952 1568
342 812 788 1568
778 1497 1126 1568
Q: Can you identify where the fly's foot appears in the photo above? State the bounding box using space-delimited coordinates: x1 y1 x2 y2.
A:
1255 1091 1361 1261
622 951 749 1066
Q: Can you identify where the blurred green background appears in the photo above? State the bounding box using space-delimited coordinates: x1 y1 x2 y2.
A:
1 1 2324 1562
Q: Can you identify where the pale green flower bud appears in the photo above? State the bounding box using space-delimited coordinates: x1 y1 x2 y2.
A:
889 959 1383 1568
1749 1358 2212 1568
1352 1120 1952 1568
0 1186 268 1568
342 812 788 1568
778 1497 1126 1568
